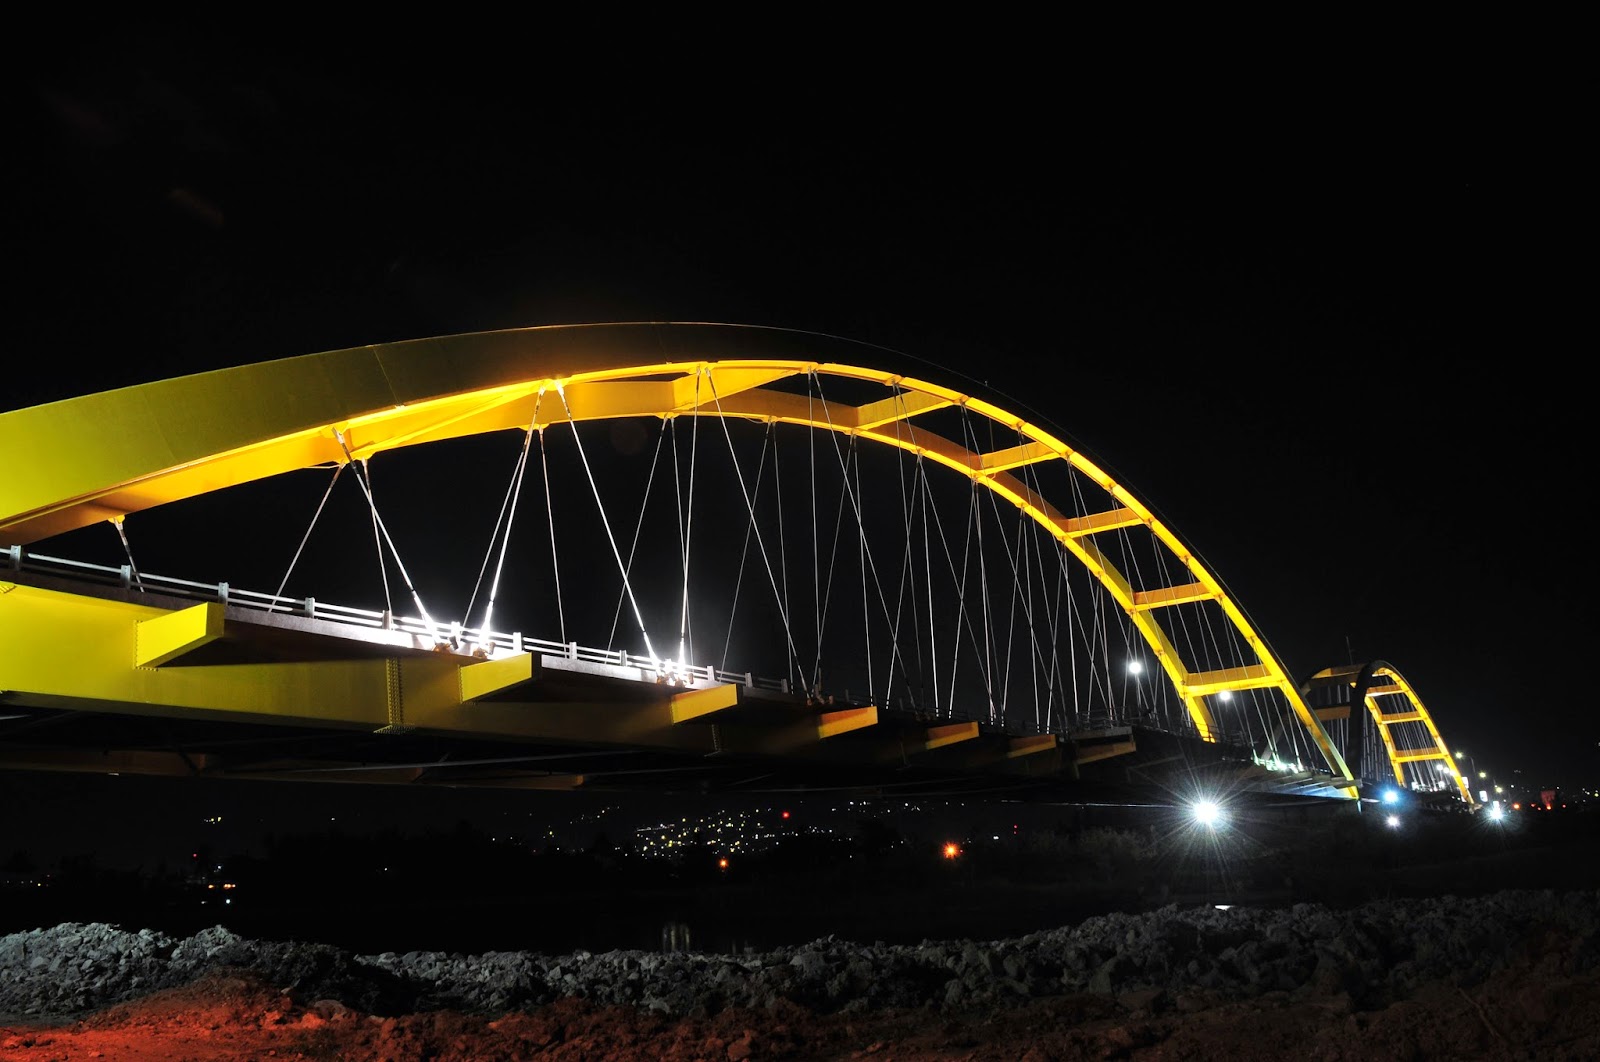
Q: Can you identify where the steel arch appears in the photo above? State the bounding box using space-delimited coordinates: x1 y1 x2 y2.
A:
1303 660 1472 804
0 322 1355 792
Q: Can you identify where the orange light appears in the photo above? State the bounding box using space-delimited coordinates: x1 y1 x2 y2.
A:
718 857 729 870
943 842 960 859
781 810 791 819
1513 803 1521 810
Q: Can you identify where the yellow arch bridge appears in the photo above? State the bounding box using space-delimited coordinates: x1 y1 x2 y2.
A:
0 324 1473 808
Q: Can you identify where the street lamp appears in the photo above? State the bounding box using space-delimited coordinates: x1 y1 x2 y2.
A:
1127 658 1147 718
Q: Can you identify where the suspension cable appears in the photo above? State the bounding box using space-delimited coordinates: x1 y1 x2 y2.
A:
110 516 144 591
854 436 873 700
918 455 939 712
268 463 345 612
473 399 543 645
808 379 822 697
959 412 997 722
807 376 915 705
884 387 924 707
609 418 669 651
720 421 773 672
537 422 565 644
679 372 701 665
555 383 655 661
771 413 795 684
334 429 437 635
705 375 804 691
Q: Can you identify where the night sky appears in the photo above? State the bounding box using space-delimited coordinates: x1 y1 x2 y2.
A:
5 34 1592 869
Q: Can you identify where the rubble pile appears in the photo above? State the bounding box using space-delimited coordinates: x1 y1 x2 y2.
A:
3 888 1596 1022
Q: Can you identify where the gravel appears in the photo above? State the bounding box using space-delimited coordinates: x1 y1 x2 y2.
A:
4 888 1597 1022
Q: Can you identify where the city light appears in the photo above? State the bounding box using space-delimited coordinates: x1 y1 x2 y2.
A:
1191 801 1224 828
1385 814 1401 828
943 842 961 859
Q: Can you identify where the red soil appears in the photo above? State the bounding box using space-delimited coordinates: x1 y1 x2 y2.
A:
4 927 1598 1062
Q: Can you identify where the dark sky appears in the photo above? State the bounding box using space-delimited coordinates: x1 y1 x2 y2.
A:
4 34 1592 867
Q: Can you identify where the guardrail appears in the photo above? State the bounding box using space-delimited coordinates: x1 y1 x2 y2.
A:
2 546 1274 753
2 546 791 694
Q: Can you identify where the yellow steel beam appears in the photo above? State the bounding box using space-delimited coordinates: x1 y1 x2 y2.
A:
1393 747 1449 763
1361 663 1473 804
923 721 980 750
1006 734 1057 758
853 390 949 430
1182 665 1277 696
669 683 741 723
817 706 878 739
1316 706 1351 721
976 440 1055 474
1132 582 1215 611
134 602 225 667
669 366 799 410
735 704 879 756
459 652 534 701
1057 507 1142 538
1376 711 1425 724
1073 739 1138 765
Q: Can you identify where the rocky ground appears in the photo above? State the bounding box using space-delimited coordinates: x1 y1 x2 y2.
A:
3 807 1598 1059
4 887 1600 1059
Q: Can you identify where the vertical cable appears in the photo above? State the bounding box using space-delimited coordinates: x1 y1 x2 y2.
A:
538 424 565 644
679 371 701 664
335 430 435 634
556 383 655 661
269 464 344 613
467 394 542 635
853 437 872 701
110 517 144 591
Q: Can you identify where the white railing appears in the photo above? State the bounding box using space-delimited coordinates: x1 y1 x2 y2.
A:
2 546 793 694
6 548 1276 752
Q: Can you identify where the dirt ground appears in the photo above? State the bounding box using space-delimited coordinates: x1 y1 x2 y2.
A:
3 925 1597 1062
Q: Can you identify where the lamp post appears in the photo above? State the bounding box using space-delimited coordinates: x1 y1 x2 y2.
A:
1127 658 1147 722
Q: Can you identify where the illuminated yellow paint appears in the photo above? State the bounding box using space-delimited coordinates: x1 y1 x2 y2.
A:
134 602 224 668
1364 666 1473 804
1074 739 1138 765
1006 734 1057 758
924 722 980 750
669 684 741 723
458 652 534 702
0 323 1353 791
1305 661 1473 805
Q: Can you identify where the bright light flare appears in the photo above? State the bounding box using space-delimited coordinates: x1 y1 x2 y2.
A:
1191 801 1224 828
943 842 961 859
1487 804 1506 822
1385 814 1401 828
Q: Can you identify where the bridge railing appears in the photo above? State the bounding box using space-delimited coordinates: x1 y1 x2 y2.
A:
2 546 794 695
5 547 1284 755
